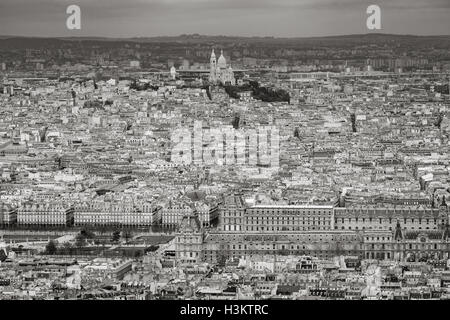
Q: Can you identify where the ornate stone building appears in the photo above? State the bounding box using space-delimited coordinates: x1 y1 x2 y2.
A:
175 195 450 264
362 221 450 261
193 225 450 265
208 49 235 85
175 209 204 264
334 206 448 231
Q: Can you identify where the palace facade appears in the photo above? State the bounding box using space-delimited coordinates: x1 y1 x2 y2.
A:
175 196 450 264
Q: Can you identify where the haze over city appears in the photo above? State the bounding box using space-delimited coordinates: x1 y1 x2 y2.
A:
0 0 449 38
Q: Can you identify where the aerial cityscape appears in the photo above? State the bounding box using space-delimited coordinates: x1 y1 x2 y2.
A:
1 0 450 303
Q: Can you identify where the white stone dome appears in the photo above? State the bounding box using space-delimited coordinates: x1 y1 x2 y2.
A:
217 50 227 68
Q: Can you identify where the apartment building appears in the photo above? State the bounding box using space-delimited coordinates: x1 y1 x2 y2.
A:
18 202 74 227
74 201 155 227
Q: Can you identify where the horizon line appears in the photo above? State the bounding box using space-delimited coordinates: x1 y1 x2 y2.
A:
1 32 450 40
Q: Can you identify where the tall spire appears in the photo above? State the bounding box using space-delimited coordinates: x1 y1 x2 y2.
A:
209 48 217 83
210 48 216 67
441 195 447 207
394 220 403 241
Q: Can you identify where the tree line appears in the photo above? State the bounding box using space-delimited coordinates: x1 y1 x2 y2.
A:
222 80 290 103
44 229 133 255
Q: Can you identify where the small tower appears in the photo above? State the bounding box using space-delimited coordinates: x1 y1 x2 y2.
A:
394 220 403 241
439 195 448 228
210 49 216 66
393 220 404 261
209 49 217 83
175 207 204 264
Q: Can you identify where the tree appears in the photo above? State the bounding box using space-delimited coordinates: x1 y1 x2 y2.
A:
80 228 95 240
75 233 87 248
112 230 121 243
62 242 74 255
247 80 290 103
45 240 58 255
224 85 240 99
145 245 159 253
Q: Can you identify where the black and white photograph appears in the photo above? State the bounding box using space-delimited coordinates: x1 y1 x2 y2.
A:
0 0 450 313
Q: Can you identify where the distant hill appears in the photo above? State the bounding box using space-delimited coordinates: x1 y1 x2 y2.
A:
0 33 449 49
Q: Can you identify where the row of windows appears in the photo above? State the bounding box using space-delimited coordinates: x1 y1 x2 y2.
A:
248 209 332 214
365 236 391 241
75 214 153 218
245 226 329 231
224 244 356 250
18 213 69 217
74 220 153 223
210 234 359 242
76 210 154 213
19 222 68 225
203 250 362 260
222 219 331 225
337 226 438 231
243 220 331 225
178 252 199 258
222 210 332 217
335 218 445 224
19 207 67 211
18 212 69 216
243 217 330 222
74 222 152 226
368 244 442 250
18 218 69 221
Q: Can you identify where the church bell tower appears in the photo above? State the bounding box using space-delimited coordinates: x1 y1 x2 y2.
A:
209 49 217 83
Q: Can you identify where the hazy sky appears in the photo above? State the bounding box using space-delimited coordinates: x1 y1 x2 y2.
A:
0 0 449 37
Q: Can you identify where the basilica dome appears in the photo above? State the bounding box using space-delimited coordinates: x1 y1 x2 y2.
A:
217 50 227 68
